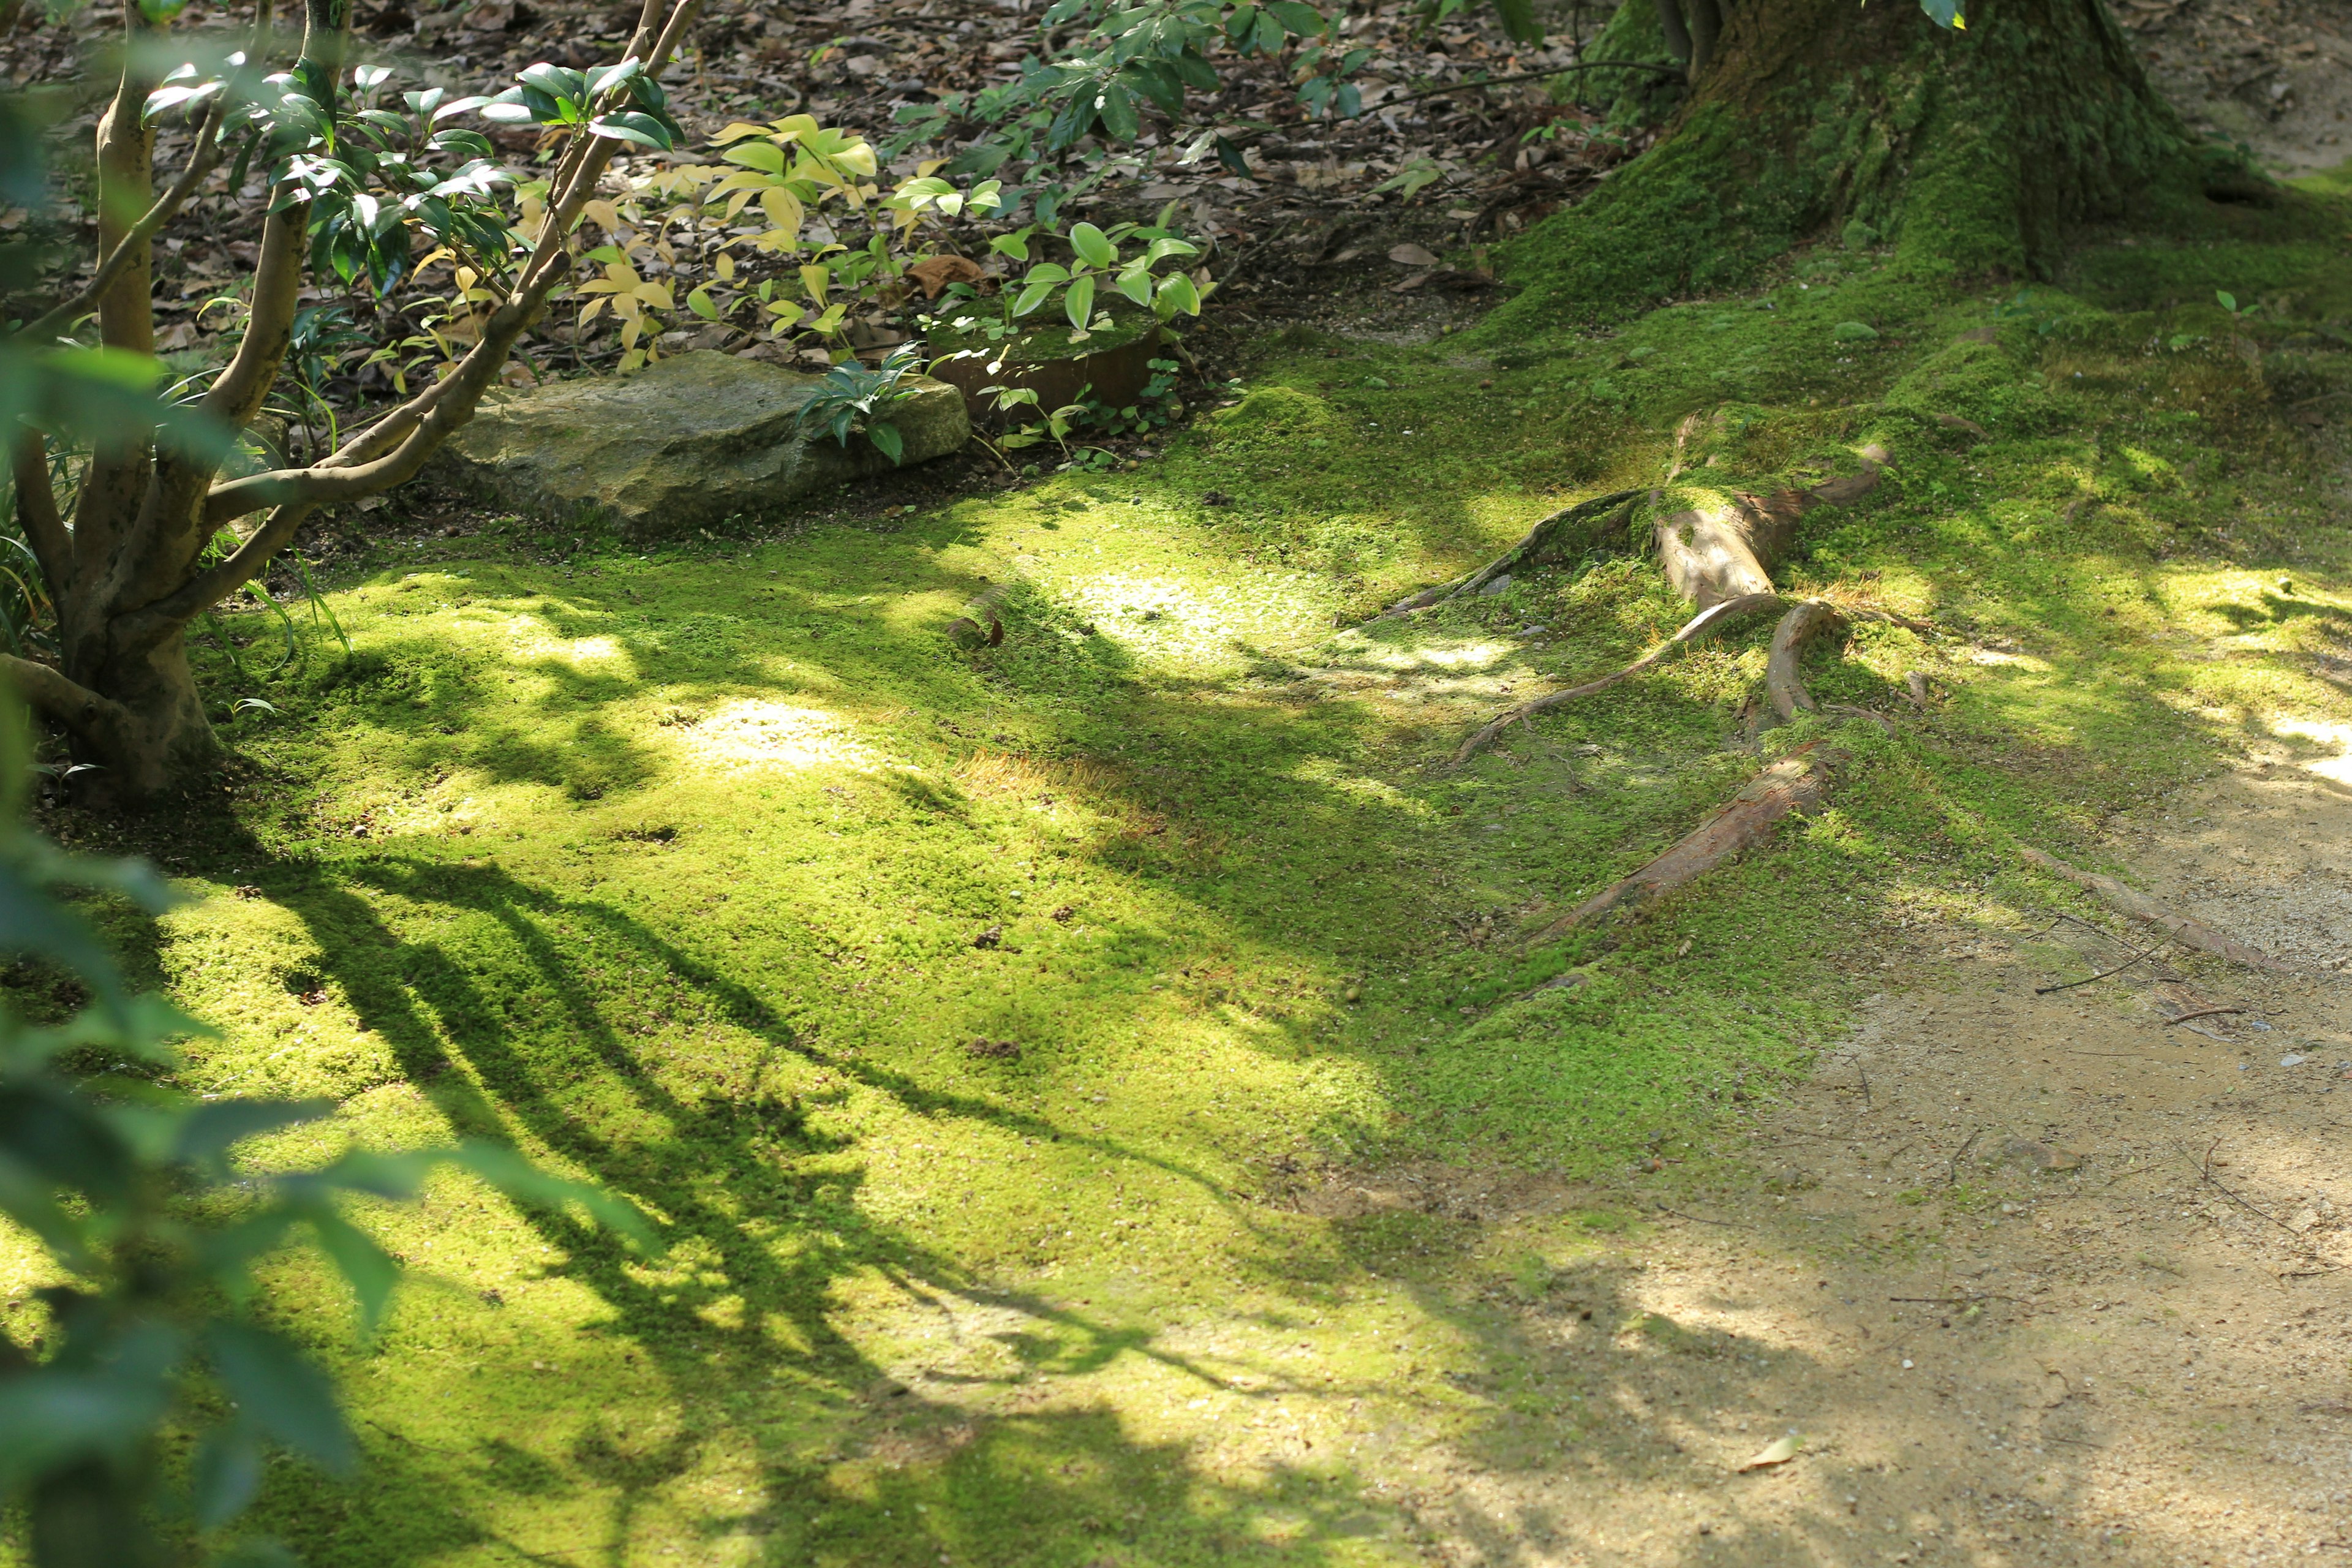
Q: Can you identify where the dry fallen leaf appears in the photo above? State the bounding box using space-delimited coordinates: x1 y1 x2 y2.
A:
908 254 987 298
1735 1433 1803 1471
1387 242 1441 266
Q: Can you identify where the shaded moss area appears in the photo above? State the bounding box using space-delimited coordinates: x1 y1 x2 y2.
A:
7 195 2351 1566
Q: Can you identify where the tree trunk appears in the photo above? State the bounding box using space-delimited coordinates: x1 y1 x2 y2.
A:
1496 0 2225 323
3 0 702 805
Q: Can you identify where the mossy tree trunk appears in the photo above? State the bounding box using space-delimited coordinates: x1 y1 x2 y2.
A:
1502 0 2223 322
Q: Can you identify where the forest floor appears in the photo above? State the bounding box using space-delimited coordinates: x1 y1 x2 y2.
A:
6 4 2352 1568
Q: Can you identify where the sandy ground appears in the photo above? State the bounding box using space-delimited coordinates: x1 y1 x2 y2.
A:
2124 0 2352 180
1261 740 2352 1568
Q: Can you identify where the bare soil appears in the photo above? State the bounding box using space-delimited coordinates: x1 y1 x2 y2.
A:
1261 737 2352 1567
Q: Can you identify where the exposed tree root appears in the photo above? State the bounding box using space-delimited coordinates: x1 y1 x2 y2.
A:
2018 846 2296 975
1654 445 1888 608
1766 600 1848 721
945 584 1009 649
1370 489 1642 621
1446 592 1782 768
1526 744 1841 943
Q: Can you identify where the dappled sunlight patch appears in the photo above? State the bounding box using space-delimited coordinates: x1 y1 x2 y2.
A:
1058 571 1326 670
498 614 631 669
671 698 883 775
2269 715 2352 784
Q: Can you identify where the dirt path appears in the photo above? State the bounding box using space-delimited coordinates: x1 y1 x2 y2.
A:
1272 742 2351 1566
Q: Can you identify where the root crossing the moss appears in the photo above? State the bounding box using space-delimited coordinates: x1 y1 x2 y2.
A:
1372 490 1643 622
2018 848 2297 976
1526 743 1842 943
1765 600 1848 721
1447 592 1782 768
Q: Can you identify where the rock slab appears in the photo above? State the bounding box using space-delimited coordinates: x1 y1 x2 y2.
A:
427 351 968 538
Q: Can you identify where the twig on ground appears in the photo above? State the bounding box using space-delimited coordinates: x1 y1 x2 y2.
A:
2187 1138 2294 1232
2019 846 2296 974
1948 1126 1983 1186
2035 935 2175 995
2164 1005 2247 1026
1889 1294 2015 1305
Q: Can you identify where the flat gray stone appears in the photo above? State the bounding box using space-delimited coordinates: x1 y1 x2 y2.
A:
427 351 968 539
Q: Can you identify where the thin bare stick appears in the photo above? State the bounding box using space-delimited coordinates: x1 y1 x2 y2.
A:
2187 1139 2293 1232
1404 59 1686 104
2164 1005 2246 1027
1948 1126 1983 1186
2035 935 2173 995
2019 846 2296 974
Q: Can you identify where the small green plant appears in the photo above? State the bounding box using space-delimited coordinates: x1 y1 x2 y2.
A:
793 343 925 464
1009 221 1203 339
2215 288 2253 319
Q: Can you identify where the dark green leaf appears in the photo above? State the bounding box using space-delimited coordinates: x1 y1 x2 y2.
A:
1265 1 1325 36
590 111 674 151
309 1210 403 1336
1490 0 1542 43
1096 79 1139 141
191 1423 263 1530
206 1322 355 1474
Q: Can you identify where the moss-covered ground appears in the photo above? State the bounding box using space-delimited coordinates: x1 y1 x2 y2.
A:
7 201 2350 1566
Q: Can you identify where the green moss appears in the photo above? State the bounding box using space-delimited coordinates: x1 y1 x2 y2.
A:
12 211 2352 1568
1491 0 2230 328
1572 0 1684 132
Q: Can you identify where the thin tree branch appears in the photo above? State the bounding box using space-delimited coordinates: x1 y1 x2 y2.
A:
197 205 303 431
647 0 703 69
14 95 232 347
90 0 162 356
10 433 72 597
141 500 313 631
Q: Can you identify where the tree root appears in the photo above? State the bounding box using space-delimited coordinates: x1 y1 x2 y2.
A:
1766 600 1847 721
1654 445 1888 608
1526 743 1841 942
2018 846 2296 976
1369 489 1642 622
1446 592 1782 768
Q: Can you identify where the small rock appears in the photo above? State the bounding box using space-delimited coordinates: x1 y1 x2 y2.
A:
1479 574 1512 596
2280 1053 2305 1067
429 351 968 540
973 924 1003 949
